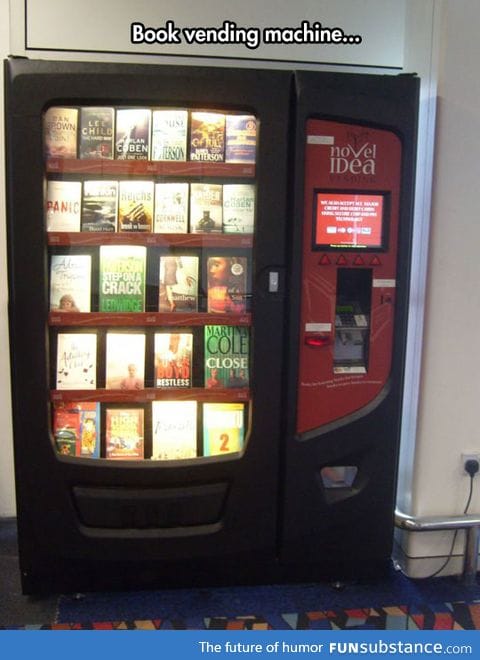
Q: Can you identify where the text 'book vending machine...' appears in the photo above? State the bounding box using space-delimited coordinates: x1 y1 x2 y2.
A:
5 59 418 593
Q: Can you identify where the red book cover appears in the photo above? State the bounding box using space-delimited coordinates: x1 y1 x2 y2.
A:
207 256 248 314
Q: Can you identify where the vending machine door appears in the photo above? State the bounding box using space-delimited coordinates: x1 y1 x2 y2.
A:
5 58 291 593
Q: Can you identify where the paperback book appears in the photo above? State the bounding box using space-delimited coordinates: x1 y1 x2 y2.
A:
50 254 91 313
79 107 114 159
151 401 197 460
154 332 193 388
53 402 100 458
204 325 249 389
118 180 154 232
43 107 78 159
159 255 199 313
203 402 245 456
207 256 248 314
99 245 146 313
105 332 146 390
106 408 144 459
225 114 257 164
81 180 118 232
46 180 82 232
151 109 188 161
190 183 222 234
115 108 151 160
222 184 255 234
56 333 97 390
154 183 189 233
190 112 225 162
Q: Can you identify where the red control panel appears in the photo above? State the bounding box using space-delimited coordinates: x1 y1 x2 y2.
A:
296 119 402 436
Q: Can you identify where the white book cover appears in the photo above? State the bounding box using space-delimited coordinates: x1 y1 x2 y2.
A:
190 183 222 234
46 181 82 232
50 254 91 313
105 332 146 390
56 333 97 390
43 107 78 159
151 110 188 161
154 183 189 233
222 184 256 234
152 401 197 460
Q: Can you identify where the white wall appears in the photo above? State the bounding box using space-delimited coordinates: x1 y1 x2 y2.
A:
396 0 480 577
0 0 15 517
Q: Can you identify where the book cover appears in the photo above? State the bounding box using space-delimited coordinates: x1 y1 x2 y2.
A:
190 112 225 162
222 184 256 234
190 183 222 234
81 180 118 232
151 401 197 460
115 108 151 160
159 255 198 313
50 254 91 313
106 408 144 459
106 332 146 390
203 403 245 456
99 245 146 313
43 107 78 159
151 109 188 161
154 183 189 233
53 403 80 456
225 115 257 164
118 180 154 232
79 107 114 159
46 180 82 232
56 333 96 390
207 256 248 314
204 326 249 389
154 332 193 388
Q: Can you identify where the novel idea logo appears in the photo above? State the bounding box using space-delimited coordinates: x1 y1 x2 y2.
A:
329 131 377 176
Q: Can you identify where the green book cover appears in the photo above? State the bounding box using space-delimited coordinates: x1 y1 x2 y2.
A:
204 325 249 389
99 245 146 312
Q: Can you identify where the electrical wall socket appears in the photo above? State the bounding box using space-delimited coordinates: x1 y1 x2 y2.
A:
462 453 480 475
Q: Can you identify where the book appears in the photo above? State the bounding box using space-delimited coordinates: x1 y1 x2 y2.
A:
115 108 151 160
190 183 222 234
207 256 248 314
151 109 188 161
106 332 146 390
53 403 79 456
151 401 197 460
81 180 118 232
154 332 193 388
203 403 245 456
222 184 256 234
154 183 189 233
54 402 100 458
99 245 146 313
204 326 249 389
225 114 257 164
79 107 114 159
118 180 154 232
106 408 144 459
50 254 91 313
46 180 82 232
159 255 198 313
56 333 96 390
190 112 225 162
43 107 78 159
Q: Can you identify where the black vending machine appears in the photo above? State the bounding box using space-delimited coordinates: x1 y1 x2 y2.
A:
4 59 418 593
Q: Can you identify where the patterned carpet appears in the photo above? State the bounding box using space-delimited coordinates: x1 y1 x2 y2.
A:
5 601 480 630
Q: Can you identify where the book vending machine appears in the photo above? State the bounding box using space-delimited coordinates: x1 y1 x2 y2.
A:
5 59 291 593
5 59 418 593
